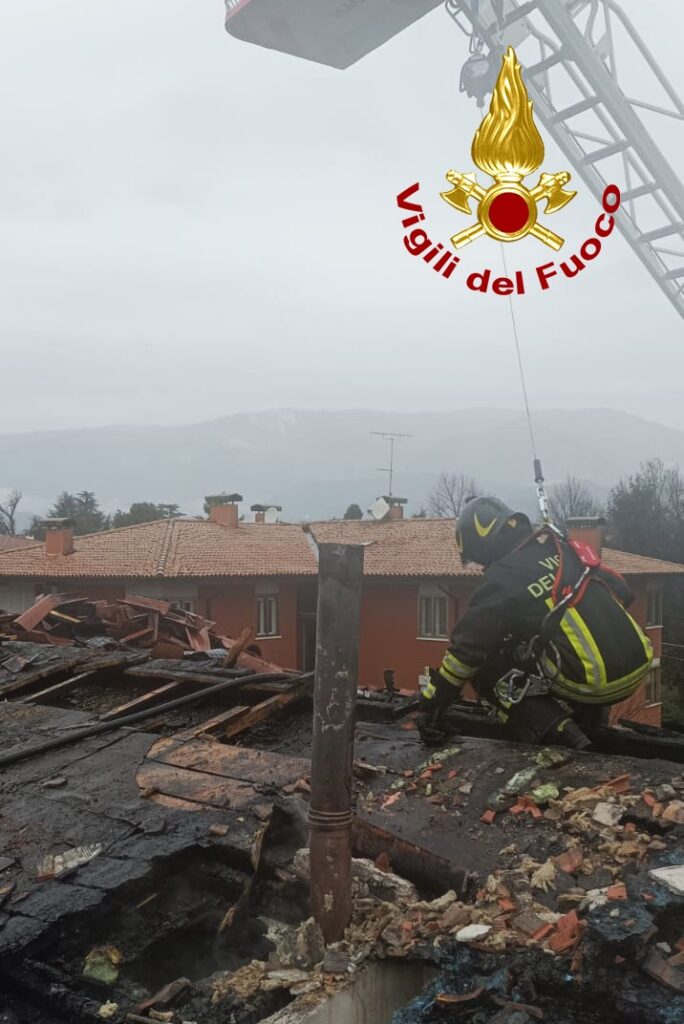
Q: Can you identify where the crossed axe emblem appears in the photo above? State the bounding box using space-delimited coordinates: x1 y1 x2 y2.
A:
441 170 577 251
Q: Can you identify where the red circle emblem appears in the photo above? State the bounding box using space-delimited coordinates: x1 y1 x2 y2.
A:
488 192 530 234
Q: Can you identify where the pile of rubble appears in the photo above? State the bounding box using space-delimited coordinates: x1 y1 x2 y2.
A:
200 759 683 1022
1 593 256 661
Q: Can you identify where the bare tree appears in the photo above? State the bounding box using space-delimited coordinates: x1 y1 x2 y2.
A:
0 490 22 535
428 474 480 518
549 476 602 527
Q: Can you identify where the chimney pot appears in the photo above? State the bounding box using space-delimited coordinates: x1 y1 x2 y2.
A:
566 516 606 558
41 518 75 557
250 503 283 524
380 496 407 521
205 493 243 529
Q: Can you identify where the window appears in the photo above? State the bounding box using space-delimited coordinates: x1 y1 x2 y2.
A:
418 593 448 639
644 667 662 706
646 589 663 627
35 583 59 596
257 595 279 637
172 599 196 613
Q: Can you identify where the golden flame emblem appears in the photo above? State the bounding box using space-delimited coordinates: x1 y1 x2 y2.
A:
442 47 576 250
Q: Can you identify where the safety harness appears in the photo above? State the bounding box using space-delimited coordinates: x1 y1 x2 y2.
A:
494 527 607 706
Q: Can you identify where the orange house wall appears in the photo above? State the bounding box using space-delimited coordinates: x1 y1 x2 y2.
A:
356 575 663 726
608 579 662 727
34 580 126 603
199 579 299 671
357 580 466 691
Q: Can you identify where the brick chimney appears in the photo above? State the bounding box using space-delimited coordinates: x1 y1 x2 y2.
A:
566 516 606 558
381 496 408 521
42 518 75 557
205 493 243 528
250 504 283 524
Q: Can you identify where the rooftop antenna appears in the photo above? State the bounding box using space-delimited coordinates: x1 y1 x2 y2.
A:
370 431 411 497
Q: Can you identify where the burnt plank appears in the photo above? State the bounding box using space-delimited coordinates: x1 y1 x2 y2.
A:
223 681 312 739
20 670 98 704
136 760 260 810
99 682 182 721
148 738 309 788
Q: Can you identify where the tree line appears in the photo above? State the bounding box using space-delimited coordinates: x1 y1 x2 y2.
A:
0 491 181 538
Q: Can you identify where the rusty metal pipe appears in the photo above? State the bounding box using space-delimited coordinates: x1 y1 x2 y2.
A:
309 543 365 945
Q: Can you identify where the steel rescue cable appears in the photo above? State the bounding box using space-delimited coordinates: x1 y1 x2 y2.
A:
500 244 554 524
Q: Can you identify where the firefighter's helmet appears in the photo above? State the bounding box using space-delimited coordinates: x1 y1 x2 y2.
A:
456 497 531 567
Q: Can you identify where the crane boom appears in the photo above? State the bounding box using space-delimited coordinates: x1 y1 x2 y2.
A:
226 0 684 318
448 0 684 320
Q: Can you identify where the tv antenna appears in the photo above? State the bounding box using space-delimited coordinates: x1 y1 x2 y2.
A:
370 431 412 497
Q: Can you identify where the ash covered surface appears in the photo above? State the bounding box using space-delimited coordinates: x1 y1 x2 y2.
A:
1 702 683 1023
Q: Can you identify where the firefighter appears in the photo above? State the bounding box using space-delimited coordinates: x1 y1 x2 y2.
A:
418 497 654 749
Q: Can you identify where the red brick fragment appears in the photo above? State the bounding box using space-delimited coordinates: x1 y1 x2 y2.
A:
548 932 577 954
374 852 391 873
555 848 584 874
557 910 579 936
607 883 627 901
481 809 497 825
601 773 631 794
643 950 684 994
509 795 542 818
642 791 657 808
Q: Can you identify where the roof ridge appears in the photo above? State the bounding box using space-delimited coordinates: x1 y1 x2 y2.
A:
155 519 176 577
604 546 684 568
0 538 41 557
57 518 173 542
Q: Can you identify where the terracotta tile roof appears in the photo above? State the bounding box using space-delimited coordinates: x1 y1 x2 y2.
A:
0 520 318 579
167 520 317 577
0 536 39 553
308 518 684 579
0 516 680 581
601 548 684 576
308 518 479 577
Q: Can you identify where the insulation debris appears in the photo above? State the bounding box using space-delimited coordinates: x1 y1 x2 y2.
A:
36 844 102 881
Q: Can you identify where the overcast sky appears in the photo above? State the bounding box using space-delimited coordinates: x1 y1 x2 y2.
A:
1 0 682 435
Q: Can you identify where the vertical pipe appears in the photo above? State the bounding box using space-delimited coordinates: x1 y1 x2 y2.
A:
309 543 365 945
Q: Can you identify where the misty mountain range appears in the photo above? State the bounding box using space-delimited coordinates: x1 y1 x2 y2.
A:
1 408 682 527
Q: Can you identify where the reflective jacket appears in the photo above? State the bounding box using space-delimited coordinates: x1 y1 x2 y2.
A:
437 531 653 705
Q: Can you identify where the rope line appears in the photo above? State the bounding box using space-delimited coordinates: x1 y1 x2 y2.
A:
501 243 539 464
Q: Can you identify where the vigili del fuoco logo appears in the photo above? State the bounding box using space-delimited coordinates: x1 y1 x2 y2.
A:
397 47 621 296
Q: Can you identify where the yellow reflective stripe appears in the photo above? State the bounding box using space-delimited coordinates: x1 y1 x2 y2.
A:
442 651 477 680
543 599 654 704
551 659 651 704
570 607 606 686
423 681 437 700
439 664 463 687
544 598 605 692
624 609 654 663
